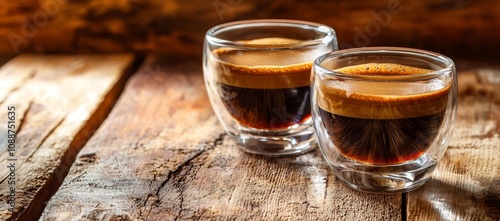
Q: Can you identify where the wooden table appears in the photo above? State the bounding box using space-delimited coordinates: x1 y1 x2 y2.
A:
0 54 498 221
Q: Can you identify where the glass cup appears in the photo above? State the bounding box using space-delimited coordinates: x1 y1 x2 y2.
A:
311 47 457 193
203 19 337 155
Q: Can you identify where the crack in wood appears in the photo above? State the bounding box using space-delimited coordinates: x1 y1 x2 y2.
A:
227 184 236 205
402 192 407 221
174 190 184 221
139 133 226 219
0 70 36 106
139 193 154 219
0 102 36 186
15 101 32 136
26 115 66 161
156 133 225 198
11 56 144 221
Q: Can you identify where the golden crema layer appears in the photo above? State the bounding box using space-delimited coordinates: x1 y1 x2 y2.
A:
213 61 312 89
211 38 314 89
334 63 434 75
317 63 450 119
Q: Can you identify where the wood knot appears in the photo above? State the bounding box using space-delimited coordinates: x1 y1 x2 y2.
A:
76 152 98 165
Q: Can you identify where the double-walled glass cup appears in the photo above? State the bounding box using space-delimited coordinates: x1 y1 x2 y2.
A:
204 19 337 155
311 47 457 193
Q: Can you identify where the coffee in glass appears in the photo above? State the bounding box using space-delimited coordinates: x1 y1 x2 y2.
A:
204 20 337 155
312 48 457 193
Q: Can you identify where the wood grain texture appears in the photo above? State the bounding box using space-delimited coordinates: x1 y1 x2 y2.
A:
0 0 499 59
407 66 500 220
0 54 135 220
40 56 402 221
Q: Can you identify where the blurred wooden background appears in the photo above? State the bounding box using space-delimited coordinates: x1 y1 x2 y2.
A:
1 0 499 60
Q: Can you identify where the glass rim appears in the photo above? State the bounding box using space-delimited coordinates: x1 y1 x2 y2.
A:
313 47 455 81
205 19 336 50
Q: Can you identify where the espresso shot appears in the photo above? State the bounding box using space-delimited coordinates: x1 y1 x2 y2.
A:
204 20 337 155
212 38 314 130
317 63 451 165
312 47 457 192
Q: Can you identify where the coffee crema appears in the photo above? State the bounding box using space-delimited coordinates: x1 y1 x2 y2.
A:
212 37 313 89
317 63 450 164
318 63 449 119
211 37 314 129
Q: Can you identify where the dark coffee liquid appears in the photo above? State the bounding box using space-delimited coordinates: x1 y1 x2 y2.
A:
218 83 311 129
317 63 450 165
319 109 445 164
212 38 315 130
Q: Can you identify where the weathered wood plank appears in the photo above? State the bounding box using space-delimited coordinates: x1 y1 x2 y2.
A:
40 56 402 220
407 67 500 220
0 0 499 59
0 54 135 220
